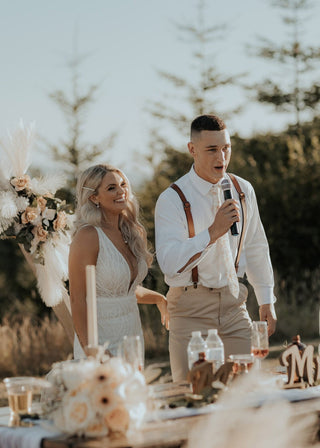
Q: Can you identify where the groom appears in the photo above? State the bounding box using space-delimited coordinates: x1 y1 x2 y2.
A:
154 114 277 382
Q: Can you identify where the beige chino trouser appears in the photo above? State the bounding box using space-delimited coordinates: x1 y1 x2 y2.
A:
167 283 252 382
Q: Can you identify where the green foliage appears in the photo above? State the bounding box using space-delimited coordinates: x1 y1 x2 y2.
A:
0 240 48 321
250 0 320 129
230 117 320 280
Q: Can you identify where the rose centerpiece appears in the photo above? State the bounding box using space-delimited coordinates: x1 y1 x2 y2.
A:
43 357 147 438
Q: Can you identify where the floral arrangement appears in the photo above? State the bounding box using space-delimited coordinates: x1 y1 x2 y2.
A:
44 358 147 438
0 121 73 306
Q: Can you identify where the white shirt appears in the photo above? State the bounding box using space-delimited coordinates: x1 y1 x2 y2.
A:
155 166 275 306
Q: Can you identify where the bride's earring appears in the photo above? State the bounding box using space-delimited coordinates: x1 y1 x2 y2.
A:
96 202 100 208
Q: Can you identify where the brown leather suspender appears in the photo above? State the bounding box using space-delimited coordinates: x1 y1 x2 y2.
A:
170 183 199 287
228 173 247 273
170 173 246 286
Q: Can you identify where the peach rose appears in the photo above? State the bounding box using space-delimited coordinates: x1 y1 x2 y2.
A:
85 419 109 438
32 224 48 242
10 175 31 191
53 211 67 230
103 405 130 434
37 196 47 212
21 207 38 224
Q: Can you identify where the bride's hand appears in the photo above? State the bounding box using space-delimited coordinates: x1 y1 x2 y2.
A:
156 296 170 330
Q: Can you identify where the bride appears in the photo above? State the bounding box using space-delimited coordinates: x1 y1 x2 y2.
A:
69 164 169 358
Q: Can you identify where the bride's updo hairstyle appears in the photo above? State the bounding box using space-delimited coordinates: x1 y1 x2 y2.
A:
74 164 152 266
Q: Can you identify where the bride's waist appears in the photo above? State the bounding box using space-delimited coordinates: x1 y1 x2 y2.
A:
96 295 138 319
97 294 136 304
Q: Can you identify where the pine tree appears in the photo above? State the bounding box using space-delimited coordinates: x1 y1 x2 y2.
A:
146 0 242 156
250 0 320 132
47 50 116 198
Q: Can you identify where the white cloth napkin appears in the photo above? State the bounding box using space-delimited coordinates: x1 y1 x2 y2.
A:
212 185 239 298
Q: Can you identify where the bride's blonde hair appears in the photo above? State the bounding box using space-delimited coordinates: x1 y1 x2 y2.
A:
74 164 153 267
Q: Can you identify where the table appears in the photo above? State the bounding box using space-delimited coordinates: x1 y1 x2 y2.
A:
0 405 207 448
2 380 320 448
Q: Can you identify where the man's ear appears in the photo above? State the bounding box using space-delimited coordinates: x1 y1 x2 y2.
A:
188 141 195 157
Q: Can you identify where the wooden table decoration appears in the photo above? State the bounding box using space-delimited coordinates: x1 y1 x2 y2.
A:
280 335 320 388
187 361 234 395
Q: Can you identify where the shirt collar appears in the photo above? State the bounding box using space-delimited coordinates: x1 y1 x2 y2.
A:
189 165 223 195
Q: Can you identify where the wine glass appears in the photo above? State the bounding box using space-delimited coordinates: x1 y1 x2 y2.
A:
229 354 254 376
118 335 144 372
251 321 269 369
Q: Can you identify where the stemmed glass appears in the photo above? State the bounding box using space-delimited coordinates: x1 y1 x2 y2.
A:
251 321 269 369
118 335 144 372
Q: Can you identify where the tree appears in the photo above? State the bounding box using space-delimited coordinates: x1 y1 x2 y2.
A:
249 0 320 132
46 51 117 199
145 0 242 164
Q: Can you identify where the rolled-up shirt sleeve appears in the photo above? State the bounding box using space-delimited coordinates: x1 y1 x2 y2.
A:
155 189 211 276
244 187 275 306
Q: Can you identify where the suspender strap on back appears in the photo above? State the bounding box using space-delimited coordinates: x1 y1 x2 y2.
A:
170 183 198 287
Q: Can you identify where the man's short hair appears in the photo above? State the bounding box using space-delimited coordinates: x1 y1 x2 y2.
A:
191 114 226 140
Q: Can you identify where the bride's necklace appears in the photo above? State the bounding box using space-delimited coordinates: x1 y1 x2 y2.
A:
101 224 128 245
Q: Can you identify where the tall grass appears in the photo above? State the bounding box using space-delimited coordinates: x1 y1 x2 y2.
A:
0 309 168 379
0 315 73 379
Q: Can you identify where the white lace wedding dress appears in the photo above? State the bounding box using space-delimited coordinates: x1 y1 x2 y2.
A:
73 227 148 358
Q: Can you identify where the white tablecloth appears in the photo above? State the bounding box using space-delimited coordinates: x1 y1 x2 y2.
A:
0 408 61 448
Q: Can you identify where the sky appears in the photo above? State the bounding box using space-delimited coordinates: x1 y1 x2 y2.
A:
1 0 320 185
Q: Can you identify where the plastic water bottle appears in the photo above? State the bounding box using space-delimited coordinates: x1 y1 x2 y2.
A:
187 331 207 370
205 329 225 372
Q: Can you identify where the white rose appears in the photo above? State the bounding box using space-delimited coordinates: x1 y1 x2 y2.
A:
117 370 147 403
62 392 94 434
60 360 100 389
102 357 133 388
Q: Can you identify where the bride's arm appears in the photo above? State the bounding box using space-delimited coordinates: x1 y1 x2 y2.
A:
135 285 169 330
69 226 99 349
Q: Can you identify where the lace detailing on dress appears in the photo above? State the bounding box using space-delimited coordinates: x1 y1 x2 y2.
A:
73 227 148 359
95 227 147 297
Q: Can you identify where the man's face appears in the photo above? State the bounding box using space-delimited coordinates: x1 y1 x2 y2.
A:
188 129 231 184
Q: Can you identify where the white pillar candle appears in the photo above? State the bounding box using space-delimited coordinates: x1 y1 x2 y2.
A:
86 265 98 347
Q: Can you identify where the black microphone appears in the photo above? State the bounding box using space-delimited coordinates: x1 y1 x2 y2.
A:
221 178 239 236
